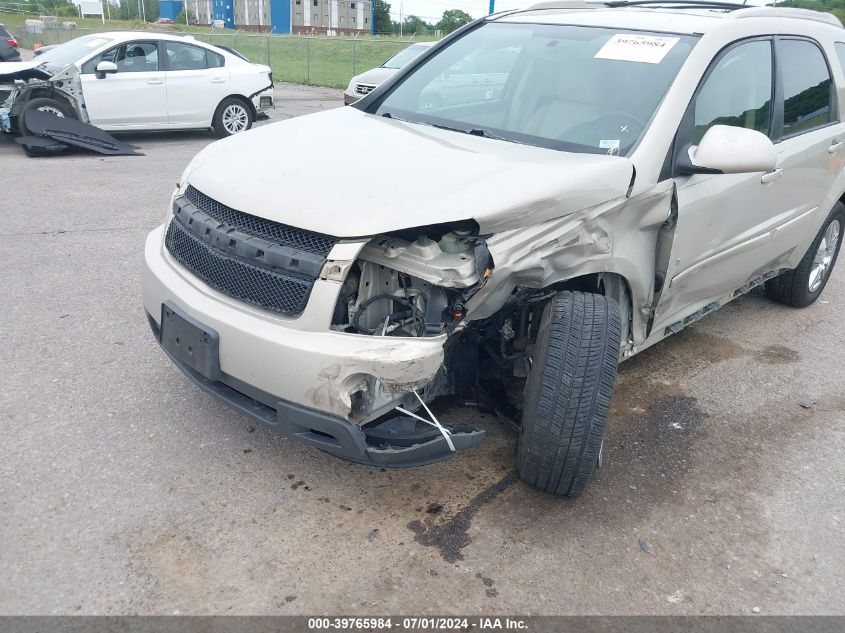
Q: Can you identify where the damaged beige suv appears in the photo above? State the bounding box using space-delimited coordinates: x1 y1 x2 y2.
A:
143 1 845 496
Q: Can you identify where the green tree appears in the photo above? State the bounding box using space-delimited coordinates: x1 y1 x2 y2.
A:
373 0 393 35
56 4 80 17
174 7 196 25
112 0 159 22
402 15 431 36
435 9 472 34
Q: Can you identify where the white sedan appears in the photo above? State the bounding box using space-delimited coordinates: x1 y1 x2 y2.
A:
0 31 274 137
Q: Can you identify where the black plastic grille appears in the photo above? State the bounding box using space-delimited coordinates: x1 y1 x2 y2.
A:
165 219 313 315
185 185 337 257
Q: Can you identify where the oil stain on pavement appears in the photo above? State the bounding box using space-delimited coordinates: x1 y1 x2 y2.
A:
407 472 520 563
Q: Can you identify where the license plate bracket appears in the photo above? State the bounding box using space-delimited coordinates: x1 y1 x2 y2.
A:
160 301 220 381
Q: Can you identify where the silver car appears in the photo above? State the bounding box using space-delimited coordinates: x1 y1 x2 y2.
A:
144 2 845 497
344 41 434 105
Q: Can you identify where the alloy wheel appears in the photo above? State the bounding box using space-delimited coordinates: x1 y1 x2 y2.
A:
809 219 841 293
222 104 249 135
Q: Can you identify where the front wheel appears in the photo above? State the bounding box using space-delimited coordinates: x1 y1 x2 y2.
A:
212 97 254 137
765 203 844 308
517 291 621 497
18 97 75 136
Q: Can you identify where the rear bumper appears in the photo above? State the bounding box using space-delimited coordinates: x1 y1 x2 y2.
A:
252 86 274 113
145 310 484 467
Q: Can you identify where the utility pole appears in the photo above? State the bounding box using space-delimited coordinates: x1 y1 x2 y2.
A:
489 0 495 14
399 0 403 37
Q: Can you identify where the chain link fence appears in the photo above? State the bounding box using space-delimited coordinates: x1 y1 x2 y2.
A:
15 26 418 88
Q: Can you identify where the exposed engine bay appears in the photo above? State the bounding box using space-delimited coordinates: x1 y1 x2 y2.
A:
328 224 565 437
0 64 85 134
332 225 494 338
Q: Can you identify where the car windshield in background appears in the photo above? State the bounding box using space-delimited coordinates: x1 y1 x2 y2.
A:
35 34 116 72
374 23 697 155
382 43 431 69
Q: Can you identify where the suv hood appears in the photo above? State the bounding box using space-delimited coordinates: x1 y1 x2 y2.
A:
185 107 634 236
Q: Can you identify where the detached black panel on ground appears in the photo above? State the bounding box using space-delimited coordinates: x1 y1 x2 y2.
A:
19 109 144 157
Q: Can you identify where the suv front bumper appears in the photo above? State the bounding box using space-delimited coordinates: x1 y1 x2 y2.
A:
142 223 484 466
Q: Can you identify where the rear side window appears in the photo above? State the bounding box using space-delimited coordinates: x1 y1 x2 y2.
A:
779 39 833 136
166 42 224 71
692 40 773 144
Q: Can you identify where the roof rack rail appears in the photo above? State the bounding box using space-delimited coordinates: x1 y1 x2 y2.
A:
604 0 745 9
521 0 844 27
527 1 600 9
729 6 843 27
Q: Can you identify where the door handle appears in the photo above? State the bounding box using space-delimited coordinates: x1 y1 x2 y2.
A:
147 79 164 85
211 77 226 83
829 141 843 154
761 168 782 185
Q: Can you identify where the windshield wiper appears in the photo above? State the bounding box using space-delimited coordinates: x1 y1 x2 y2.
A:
433 123 511 143
389 116 516 144
381 111 410 123
466 128 509 142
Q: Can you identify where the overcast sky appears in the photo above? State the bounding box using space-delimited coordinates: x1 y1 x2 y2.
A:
387 0 531 23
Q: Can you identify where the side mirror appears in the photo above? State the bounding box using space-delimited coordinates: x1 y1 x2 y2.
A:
682 125 777 175
95 60 117 79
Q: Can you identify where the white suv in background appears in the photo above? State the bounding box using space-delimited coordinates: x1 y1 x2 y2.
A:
143 2 845 497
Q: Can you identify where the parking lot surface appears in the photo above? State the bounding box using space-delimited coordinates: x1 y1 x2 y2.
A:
1 83 843 616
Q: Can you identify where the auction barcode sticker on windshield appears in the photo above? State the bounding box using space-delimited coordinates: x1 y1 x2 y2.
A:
595 34 680 64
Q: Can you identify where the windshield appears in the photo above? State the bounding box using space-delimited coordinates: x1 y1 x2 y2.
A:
382 43 431 69
36 34 117 71
374 23 696 155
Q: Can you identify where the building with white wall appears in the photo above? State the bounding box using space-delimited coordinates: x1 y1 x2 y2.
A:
162 0 373 34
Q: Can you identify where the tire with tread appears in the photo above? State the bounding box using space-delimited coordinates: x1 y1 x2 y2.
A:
212 97 254 137
17 97 75 136
765 202 844 308
517 291 621 497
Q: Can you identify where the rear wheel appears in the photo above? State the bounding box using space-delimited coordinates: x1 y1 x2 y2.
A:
765 203 844 308
17 97 75 136
212 97 253 137
517 291 621 497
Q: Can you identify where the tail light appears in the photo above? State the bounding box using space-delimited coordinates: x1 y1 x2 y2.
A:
5 38 17 47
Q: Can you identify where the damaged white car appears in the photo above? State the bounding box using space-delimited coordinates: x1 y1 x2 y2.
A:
0 32 273 138
143 2 845 496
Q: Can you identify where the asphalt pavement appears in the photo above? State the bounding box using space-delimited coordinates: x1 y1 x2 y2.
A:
1 83 843 616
